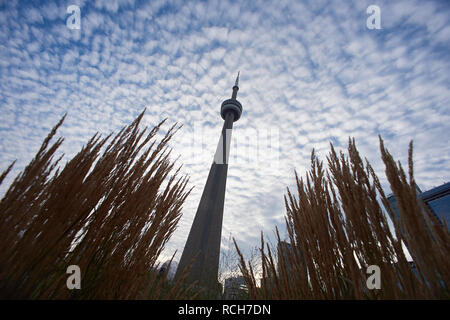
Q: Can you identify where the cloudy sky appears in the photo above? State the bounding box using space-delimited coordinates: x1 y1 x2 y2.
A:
0 0 449 265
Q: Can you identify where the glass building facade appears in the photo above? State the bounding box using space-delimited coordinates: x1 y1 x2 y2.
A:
386 182 450 230
420 182 450 229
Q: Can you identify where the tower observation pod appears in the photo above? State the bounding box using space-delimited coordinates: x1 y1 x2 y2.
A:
174 73 243 295
221 71 242 121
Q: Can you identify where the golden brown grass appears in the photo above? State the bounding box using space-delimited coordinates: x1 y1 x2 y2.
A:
235 137 450 299
0 110 196 299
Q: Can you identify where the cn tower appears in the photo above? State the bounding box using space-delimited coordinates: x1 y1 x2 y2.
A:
175 73 243 291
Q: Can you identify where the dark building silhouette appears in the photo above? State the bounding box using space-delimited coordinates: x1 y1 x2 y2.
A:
174 74 243 291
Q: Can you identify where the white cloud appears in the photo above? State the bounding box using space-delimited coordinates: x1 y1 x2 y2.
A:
0 0 449 265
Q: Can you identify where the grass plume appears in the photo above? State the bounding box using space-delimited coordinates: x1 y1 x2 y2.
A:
235 137 449 299
0 110 193 299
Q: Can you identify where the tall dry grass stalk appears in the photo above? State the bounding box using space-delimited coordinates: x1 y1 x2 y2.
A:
0 110 195 299
235 137 449 299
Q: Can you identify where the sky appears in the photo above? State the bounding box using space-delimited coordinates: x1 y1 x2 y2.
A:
0 0 449 267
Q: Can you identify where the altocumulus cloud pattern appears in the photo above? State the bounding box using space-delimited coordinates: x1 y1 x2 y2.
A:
0 0 449 262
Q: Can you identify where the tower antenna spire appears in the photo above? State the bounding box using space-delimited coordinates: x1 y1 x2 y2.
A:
232 71 240 99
